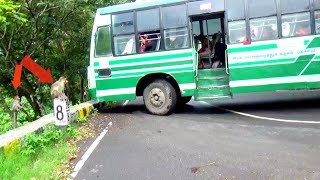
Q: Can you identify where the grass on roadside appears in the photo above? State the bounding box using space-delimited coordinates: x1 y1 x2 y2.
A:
0 142 77 180
0 113 95 180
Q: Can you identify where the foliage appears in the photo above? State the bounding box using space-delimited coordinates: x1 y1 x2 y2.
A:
75 114 89 123
0 0 128 134
0 0 27 25
0 111 94 179
22 125 66 156
0 142 76 180
0 96 36 135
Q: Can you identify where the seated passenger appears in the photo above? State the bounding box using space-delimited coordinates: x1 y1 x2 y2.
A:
140 34 153 53
196 34 211 54
195 33 212 69
295 25 310 36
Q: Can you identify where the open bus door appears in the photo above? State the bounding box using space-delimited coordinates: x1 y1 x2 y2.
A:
188 0 232 101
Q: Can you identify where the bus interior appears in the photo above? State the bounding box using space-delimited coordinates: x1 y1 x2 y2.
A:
191 12 227 70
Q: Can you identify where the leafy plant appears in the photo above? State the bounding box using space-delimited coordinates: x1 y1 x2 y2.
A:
75 114 89 124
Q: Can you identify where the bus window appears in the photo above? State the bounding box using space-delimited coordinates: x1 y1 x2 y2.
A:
316 11 320 34
137 8 161 53
162 4 189 50
162 4 187 29
164 28 189 50
203 19 221 36
250 16 277 41
192 21 201 35
248 0 276 18
95 26 111 57
112 12 136 56
228 20 246 44
280 0 310 14
226 0 245 21
114 35 136 55
282 12 311 37
315 0 320 10
112 12 134 35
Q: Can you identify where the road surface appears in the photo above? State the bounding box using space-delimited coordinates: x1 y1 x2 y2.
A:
74 91 320 180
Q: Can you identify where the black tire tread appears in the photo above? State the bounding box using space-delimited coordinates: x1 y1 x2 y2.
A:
143 79 177 115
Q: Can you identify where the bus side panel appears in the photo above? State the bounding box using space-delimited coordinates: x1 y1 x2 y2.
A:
94 49 196 102
227 35 320 94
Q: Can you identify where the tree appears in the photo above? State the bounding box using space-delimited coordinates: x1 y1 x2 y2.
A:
0 0 128 120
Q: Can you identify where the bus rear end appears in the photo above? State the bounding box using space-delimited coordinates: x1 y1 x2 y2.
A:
87 12 112 102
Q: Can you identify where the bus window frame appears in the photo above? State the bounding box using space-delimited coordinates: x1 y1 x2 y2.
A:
249 16 279 42
111 11 137 57
94 25 113 58
136 7 162 54
161 3 191 51
109 2 192 57
226 0 247 44
280 11 312 38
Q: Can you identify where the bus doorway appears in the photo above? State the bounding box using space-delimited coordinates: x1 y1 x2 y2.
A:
191 13 227 70
191 13 232 101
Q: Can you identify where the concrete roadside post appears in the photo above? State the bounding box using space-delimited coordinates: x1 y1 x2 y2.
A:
53 97 71 127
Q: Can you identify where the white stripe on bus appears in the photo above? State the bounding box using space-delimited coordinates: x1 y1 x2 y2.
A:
97 87 136 97
112 64 193 75
95 70 195 80
110 57 193 68
96 83 196 97
109 49 192 61
180 83 196 90
230 74 320 87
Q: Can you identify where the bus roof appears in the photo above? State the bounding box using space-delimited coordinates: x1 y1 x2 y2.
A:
97 0 191 15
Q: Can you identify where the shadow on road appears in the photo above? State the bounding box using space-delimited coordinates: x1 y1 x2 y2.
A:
98 95 320 116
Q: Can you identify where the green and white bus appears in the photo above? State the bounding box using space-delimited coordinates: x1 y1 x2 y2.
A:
87 0 320 115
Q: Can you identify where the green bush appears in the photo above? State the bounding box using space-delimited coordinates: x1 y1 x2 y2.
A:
0 97 38 135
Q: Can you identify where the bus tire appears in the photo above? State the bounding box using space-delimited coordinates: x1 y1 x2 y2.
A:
177 96 192 105
143 79 177 115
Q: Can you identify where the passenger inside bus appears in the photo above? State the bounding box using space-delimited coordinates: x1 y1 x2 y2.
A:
139 34 153 53
211 32 227 68
295 24 310 36
195 33 211 69
195 33 226 69
139 32 161 53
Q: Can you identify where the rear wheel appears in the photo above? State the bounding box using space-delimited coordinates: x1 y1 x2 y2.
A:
143 79 177 115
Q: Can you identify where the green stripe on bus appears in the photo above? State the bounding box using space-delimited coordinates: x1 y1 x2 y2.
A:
315 55 320 60
229 58 294 68
304 40 310 46
230 56 314 80
296 54 315 62
89 88 97 99
98 94 136 101
96 76 140 90
94 62 100 67
96 71 194 90
109 52 193 65
228 44 277 53
307 37 320 49
301 61 320 75
111 60 193 72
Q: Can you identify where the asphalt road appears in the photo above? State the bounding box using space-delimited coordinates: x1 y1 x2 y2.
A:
75 91 320 180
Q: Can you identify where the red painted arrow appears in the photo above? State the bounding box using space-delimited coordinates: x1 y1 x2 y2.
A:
11 64 23 89
21 55 53 83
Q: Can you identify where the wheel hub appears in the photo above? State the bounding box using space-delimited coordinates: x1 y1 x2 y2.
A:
149 88 165 107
